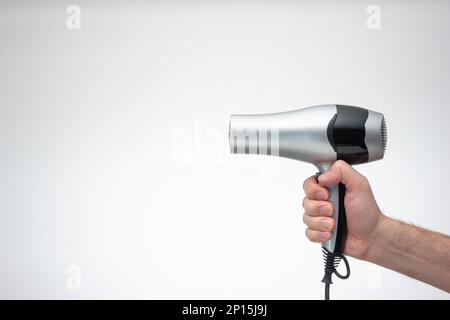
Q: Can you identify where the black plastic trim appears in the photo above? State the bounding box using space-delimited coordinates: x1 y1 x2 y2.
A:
327 105 369 165
334 183 347 254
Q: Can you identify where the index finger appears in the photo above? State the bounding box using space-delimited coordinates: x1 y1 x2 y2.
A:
303 175 329 201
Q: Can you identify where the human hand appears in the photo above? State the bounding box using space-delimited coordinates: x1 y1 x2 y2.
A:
302 160 385 260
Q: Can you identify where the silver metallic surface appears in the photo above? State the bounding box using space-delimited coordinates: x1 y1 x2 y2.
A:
365 110 386 162
229 105 338 171
322 184 339 252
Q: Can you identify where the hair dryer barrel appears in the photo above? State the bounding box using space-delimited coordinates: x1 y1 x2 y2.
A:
229 105 387 169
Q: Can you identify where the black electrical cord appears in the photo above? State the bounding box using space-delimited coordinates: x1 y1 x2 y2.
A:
325 283 330 300
321 247 350 300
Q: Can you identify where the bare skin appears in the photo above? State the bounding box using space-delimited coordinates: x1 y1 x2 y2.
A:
302 160 450 293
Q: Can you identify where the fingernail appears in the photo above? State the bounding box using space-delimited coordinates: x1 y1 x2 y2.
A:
315 191 327 200
319 205 330 216
320 232 330 241
321 219 332 230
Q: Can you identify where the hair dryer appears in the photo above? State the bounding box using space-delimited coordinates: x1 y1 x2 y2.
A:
228 104 387 299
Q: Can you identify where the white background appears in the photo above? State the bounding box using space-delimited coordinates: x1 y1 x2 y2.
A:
0 0 449 299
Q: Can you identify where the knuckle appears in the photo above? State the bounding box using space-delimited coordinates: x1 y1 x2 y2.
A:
302 197 311 210
304 228 310 240
305 228 319 242
302 213 307 224
357 175 370 190
361 175 370 187
303 176 316 193
302 177 310 191
334 159 346 169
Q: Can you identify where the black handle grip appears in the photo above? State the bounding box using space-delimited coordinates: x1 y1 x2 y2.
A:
334 183 347 254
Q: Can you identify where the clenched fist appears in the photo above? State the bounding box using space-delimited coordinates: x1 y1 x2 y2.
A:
302 160 384 260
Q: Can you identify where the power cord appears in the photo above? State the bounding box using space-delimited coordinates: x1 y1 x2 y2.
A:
321 247 350 300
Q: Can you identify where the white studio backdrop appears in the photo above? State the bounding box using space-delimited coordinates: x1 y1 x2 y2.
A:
0 0 449 299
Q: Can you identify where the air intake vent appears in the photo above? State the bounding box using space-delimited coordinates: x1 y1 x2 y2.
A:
381 117 387 154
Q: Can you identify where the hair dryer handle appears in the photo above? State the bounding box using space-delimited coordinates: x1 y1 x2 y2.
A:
316 173 347 254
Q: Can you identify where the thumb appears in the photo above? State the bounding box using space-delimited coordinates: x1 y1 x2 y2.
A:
318 160 368 192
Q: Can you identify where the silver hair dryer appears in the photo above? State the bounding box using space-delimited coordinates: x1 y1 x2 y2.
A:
228 104 387 299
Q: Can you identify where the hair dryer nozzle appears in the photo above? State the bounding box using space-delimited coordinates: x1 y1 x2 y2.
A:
365 110 387 162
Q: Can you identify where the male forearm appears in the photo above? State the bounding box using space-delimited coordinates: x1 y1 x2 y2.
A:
366 216 450 293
